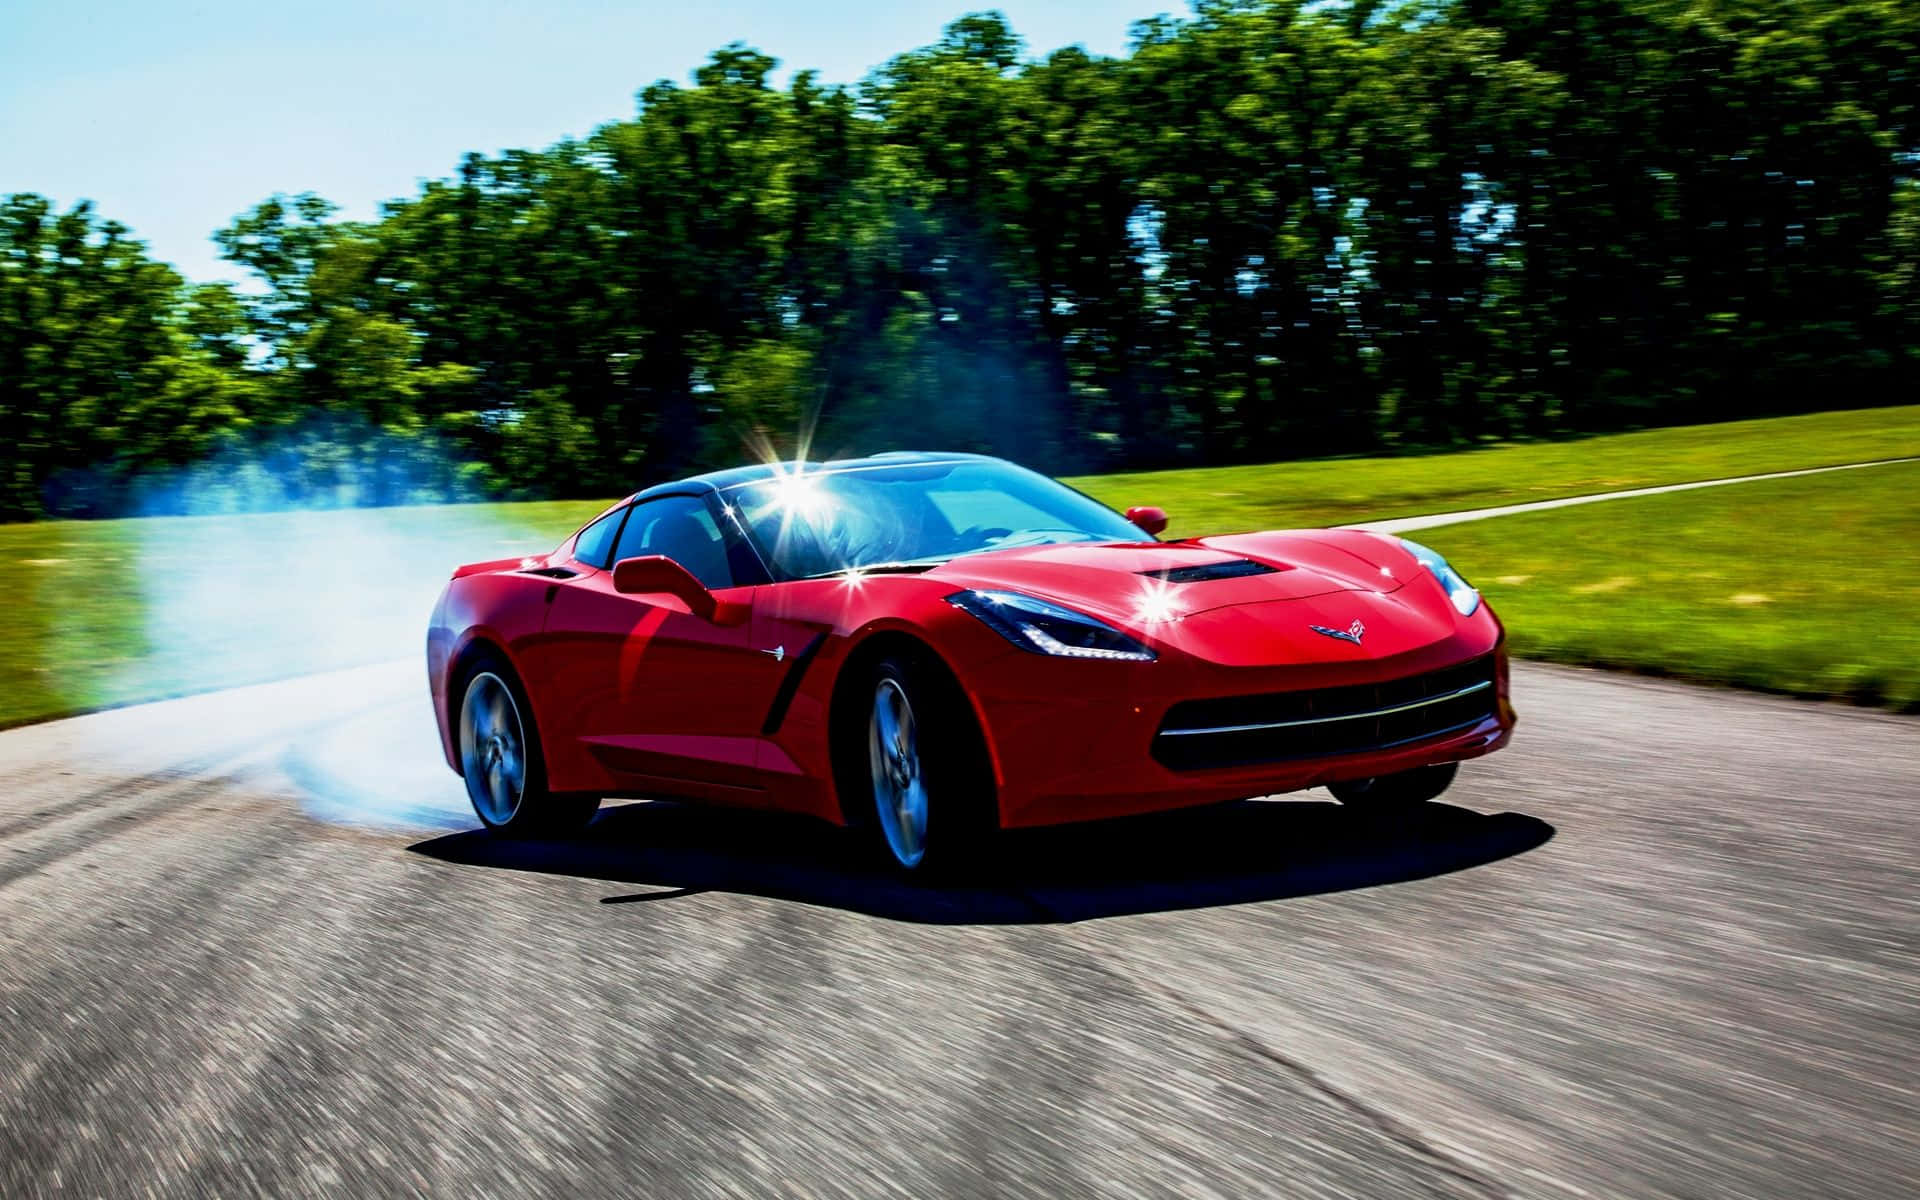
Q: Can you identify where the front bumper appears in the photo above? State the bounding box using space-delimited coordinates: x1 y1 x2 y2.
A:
963 618 1515 829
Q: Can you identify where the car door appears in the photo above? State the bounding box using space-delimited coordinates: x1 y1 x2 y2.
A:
530 492 791 798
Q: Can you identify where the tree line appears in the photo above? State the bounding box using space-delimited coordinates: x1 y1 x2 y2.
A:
3 0 1916 519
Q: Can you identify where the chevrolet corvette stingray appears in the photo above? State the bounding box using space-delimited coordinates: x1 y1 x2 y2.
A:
427 453 1514 871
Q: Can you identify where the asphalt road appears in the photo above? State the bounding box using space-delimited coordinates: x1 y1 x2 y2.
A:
0 660 1914 1198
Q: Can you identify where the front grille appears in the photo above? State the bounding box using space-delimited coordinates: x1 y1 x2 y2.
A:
1153 655 1498 771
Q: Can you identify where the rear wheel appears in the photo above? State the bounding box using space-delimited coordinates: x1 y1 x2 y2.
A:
457 657 598 836
1328 762 1458 809
860 652 993 876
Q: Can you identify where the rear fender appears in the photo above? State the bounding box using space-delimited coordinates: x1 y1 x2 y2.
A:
452 555 541 579
433 562 564 771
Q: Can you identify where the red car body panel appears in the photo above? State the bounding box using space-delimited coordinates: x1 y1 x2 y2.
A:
428 473 1515 832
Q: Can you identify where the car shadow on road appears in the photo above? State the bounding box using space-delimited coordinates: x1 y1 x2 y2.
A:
407 797 1554 925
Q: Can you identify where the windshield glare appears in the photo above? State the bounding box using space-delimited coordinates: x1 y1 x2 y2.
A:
723 460 1147 579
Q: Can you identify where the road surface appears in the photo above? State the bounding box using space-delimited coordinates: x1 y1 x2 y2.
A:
0 660 1914 1198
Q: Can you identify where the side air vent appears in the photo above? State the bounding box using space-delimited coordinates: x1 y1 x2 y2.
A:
1144 559 1281 584
520 566 579 580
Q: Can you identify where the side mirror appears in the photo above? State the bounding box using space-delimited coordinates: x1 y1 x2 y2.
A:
1125 506 1169 537
611 555 748 625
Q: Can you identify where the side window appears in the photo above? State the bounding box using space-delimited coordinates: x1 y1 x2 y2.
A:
571 506 627 569
612 495 733 590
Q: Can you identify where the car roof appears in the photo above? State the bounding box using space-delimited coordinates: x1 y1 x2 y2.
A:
629 451 1005 502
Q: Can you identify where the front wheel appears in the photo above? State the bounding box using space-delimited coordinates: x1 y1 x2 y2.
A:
457 661 598 836
862 653 993 875
1328 761 1458 809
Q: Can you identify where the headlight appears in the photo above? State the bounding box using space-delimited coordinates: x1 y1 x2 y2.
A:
1400 539 1481 617
948 590 1157 661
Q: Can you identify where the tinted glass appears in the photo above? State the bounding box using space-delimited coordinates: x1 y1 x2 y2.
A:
613 494 733 590
571 506 626 568
724 459 1146 579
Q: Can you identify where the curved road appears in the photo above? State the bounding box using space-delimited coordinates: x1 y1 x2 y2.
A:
0 660 1915 1197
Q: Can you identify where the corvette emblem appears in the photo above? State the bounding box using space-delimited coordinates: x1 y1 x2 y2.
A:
762 644 786 662
1309 620 1366 646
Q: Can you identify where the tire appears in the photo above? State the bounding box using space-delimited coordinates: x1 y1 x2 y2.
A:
456 653 599 836
859 651 994 876
1328 761 1458 809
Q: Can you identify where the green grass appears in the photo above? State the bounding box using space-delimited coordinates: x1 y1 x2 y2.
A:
0 501 605 730
1423 461 1920 711
1 404 1916 728
1066 405 1920 536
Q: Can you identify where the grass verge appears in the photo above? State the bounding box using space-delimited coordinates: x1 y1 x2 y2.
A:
1069 404 1920 536
1424 461 1920 711
1 405 1915 727
0 502 597 731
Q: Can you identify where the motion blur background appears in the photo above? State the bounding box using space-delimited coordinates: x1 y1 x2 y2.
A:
4 0 1918 728
5 0 1917 518
4 7 1919 1197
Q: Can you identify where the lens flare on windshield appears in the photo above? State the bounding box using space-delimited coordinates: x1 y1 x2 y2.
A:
738 418 834 529
766 466 829 521
735 455 850 577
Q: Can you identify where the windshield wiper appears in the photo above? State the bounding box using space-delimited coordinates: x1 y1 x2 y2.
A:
951 529 1101 558
801 559 948 580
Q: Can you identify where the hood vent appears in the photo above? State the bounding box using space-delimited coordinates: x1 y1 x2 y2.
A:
1144 558 1281 584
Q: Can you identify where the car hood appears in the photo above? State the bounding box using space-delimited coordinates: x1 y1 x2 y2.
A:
924 529 1455 666
927 530 1414 616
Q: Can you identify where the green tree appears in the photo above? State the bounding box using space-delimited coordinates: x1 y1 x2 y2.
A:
5 2 1918 520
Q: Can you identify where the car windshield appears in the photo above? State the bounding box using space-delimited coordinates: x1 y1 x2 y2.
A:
721 459 1148 580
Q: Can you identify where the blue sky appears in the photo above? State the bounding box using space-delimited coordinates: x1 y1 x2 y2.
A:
2 1 1169 284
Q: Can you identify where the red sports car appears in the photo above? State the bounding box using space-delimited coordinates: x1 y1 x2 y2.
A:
427 453 1514 872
